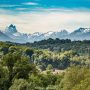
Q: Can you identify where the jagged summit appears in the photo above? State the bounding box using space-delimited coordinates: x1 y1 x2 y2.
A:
77 27 90 32
5 24 17 34
71 27 90 35
60 30 68 33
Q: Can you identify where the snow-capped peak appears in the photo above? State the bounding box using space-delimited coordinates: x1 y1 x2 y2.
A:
83 28 90 33
5 24 17 34
74 28 90 34
1 24 90 43
44 31 54 37
32 32 43 36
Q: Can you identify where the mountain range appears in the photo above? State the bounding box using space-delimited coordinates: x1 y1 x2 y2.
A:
0 24 90 43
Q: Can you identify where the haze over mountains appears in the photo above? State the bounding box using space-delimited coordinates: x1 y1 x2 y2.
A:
0 24 90 43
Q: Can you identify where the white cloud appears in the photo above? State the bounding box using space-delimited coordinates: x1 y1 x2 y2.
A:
23 2 38 6
0 4 21 8
16 8 28 11
0 8 90 34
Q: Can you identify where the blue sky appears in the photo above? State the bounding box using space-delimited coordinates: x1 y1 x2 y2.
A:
0 0 90 33
0 0 90 11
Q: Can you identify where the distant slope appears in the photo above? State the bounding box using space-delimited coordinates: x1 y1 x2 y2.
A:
0 31 12 41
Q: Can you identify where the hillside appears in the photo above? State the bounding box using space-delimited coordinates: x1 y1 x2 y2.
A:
0 41 90 90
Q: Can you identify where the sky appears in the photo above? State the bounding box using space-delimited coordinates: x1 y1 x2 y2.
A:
0 0 90 33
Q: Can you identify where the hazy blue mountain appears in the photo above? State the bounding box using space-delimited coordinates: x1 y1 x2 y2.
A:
0 31 12 41
4 24 28 43
69 28 90 40
0 25 90 43
23 28 90 42
5 24 17 34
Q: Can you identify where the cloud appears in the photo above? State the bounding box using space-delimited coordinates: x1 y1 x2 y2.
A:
0 8 90 33
0 4 21 8
23 2 38 6
15 8 28 11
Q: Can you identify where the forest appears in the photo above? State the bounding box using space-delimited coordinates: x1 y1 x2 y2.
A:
0 38 90 90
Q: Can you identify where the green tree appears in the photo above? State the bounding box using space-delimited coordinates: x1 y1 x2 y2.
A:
1 52 21 88
0 65 8 90
0 46 9 55
46 64 53 71
1 52 37 89
60 66 90 90
9 46 18 53
24 48 34 59
9 79 30 90
14 56 37 79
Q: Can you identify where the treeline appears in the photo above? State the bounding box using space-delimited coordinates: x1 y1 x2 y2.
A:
26 38 90 55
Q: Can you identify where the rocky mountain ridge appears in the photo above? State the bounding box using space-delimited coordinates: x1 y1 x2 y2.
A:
0 24 90 43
